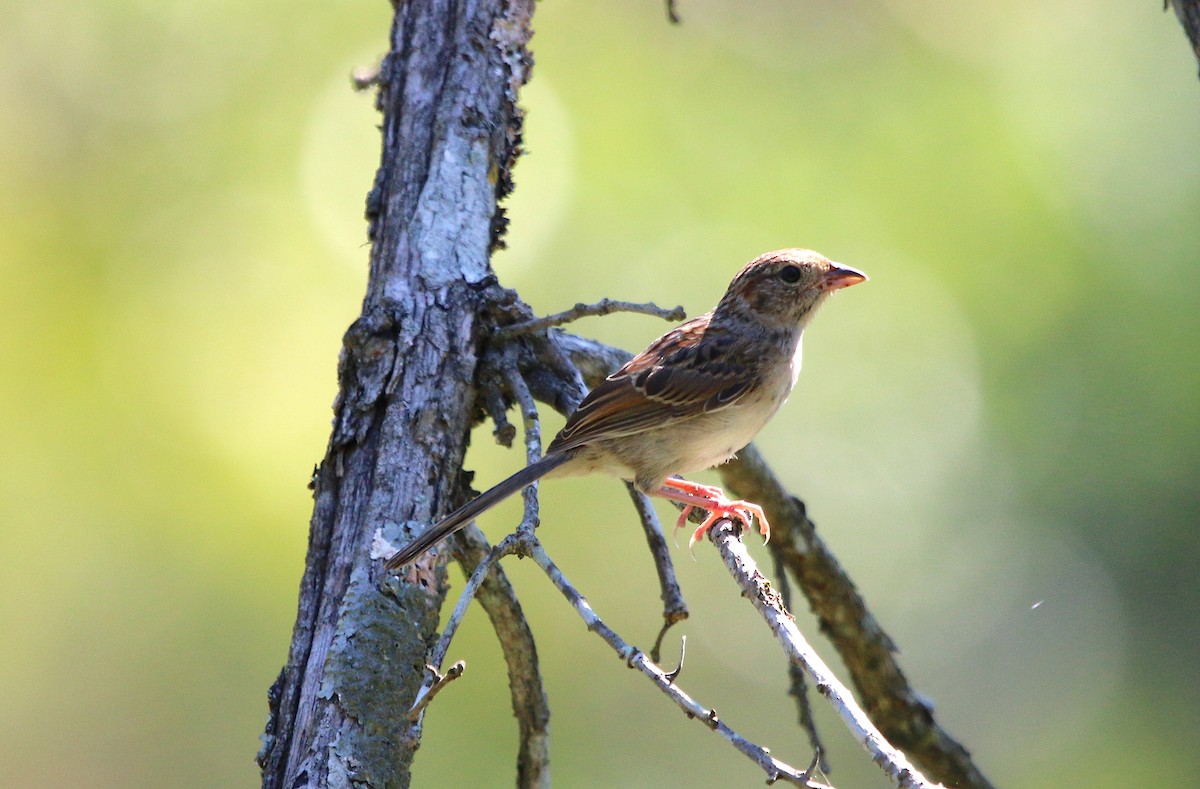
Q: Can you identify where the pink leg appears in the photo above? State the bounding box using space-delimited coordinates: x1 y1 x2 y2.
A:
656 478 771 550
665 477 725 546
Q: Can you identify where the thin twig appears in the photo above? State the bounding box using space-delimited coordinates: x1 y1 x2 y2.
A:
411 540 512 719
664 635 686 683
624 481 689 661
774 550 828 773
501 357 546 547
718 447 992 788
527 541 833 788
708 521 940 789
665 0 682 25
502 356 543 464
407 661 466 722
452 526 551 788
495 299 685 340
482 371 516 447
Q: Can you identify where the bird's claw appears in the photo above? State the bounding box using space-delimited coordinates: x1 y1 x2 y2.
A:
663 481 771 554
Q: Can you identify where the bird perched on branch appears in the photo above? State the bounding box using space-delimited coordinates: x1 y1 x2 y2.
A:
385 249 867 570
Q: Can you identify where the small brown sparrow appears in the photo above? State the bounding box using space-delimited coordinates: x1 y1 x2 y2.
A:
385 249 867 570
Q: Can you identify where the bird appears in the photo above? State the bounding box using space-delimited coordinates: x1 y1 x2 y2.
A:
385 249 867 570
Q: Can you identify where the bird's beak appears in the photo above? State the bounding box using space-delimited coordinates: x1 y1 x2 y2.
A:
821 263 868 292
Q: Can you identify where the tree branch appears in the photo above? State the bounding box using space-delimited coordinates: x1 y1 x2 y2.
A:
774 550 829 773
525 540 833 788
405 660 465 724
450 528 551 788
708 521 938 788
494 298 685 340
259 2 535 786
624 482 690 663
718 448 995 789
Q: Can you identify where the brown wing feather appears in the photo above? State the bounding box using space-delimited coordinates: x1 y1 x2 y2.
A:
547 313 753 454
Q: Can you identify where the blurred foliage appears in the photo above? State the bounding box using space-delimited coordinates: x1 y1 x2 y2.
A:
1 1 1197 787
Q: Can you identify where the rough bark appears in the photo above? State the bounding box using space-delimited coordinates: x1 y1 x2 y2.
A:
258 2 535 787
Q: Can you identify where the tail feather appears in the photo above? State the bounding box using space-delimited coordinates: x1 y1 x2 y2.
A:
384 453 571 570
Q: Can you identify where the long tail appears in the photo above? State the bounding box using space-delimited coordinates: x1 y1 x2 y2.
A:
384 453 572 570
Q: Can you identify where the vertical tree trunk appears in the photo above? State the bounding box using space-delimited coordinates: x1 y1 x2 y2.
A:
259 2 534 786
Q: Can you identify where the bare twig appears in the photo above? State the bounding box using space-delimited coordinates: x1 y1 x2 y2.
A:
624 482 689 658
708 520 938 789
664 635 686 683
503 357 543 464
412 540 514 720
501 357 548 548
480 360 517 447
665 0 682 25
802 751 828 788
495 298 685 340
718 447 992 788
407 661 466 722
452 526 551 788
774 550 828 772
527 540 832 788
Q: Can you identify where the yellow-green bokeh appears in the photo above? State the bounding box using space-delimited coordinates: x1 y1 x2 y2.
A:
2 1 1197 787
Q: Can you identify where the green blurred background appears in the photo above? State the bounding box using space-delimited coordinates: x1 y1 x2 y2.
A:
2 1 1197 786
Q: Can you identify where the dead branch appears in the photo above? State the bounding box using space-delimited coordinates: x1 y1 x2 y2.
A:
708 520 939 789
450 527 551 787
718 448 995 788
495 298 685 340
527 539 832 788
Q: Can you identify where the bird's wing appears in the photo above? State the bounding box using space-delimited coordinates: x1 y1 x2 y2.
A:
547 313 753 454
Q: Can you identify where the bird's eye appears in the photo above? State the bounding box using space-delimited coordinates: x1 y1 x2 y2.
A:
778 264 803 284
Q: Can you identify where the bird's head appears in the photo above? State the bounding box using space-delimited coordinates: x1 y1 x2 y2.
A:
715 248 867 331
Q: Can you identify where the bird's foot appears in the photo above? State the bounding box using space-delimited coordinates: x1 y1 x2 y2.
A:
657 478 770 551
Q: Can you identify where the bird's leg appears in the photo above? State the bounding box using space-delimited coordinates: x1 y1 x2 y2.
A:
662 477 728 545
666 476 725 498
655 478 771 550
